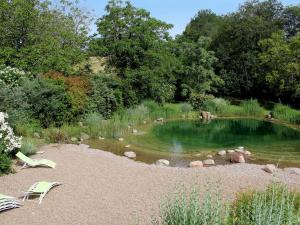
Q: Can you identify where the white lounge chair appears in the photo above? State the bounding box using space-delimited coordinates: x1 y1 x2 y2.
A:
0 194 22 212
16 152 56 169
23 181 61 204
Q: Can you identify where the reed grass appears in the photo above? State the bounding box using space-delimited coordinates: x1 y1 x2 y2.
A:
273 104 300 125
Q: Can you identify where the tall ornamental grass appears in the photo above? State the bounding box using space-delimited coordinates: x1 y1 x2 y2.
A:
230 183 300 225
151 183 300 225
152 187 226 225
273 104 300 125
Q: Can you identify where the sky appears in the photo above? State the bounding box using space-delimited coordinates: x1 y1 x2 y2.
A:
78 0 300 36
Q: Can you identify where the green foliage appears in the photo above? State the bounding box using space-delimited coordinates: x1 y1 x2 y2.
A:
15 119 42 138
152 186 226 225
259 31 300 105
22 78 75 127
273 104 300 124
189 93 215 111
88 74 123 118
0 0 90 73
229 183 300 225
0 152 11 174
183 10 223 41
0 65 32 87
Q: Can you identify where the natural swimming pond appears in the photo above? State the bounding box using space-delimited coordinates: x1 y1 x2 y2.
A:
87 119 300 167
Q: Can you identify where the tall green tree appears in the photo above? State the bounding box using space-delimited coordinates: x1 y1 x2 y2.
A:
0 0 90 73
259 31 300 105
212 0 284 97
183 10 223 42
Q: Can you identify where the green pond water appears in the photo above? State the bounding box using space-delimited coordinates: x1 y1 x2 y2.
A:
88 119 300 167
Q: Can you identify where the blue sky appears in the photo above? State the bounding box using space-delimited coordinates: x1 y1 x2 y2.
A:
78 0 300 36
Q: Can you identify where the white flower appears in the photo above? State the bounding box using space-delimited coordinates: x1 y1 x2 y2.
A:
0 112 22 153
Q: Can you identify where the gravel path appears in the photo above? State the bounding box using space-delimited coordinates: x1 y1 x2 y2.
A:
0 144 300 225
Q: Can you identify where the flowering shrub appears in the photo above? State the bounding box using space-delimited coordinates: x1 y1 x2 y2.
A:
0 112 22 153
0 65 31 87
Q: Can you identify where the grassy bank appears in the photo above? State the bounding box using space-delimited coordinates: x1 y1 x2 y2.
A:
152 183 300 225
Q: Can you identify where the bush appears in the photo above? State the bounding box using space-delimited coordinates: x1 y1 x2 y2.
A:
203 98 229 115
0 152 11 174
15 119 42 137
189 93 215 111
88 74 123 119
273 104 300 124
22 78 75 127
152 186 226 225
0 65 32 87
229 183 300 225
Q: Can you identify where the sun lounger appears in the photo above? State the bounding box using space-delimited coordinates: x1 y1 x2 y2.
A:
16 152 56 169
0 194 22 212
23 181 61 204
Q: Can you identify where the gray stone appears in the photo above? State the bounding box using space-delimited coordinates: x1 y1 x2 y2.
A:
98 136 105 140
203 159 215 165
218 150 226 156
125 145 131 148
189 161 203 168
71 137 78 142
244 150 251 155
132 129 138 134
80 133 90 140
124 151 136 159
206 155 213 159
230 153 245 163
263 164 277 174
118 138 124 142
156 159 170 166
33 132 40 139
227 150 235 154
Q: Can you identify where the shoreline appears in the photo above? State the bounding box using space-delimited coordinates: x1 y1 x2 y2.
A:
0 144 299 225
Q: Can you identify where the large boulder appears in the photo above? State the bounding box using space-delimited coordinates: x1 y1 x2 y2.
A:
263 164 277 174
227 150 235 154
230 153 245 163
203 159 215 165
189 161 203 168
156 159 170 166
124 151 136 159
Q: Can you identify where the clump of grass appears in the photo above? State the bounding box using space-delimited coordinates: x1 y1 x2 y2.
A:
229 183 300 225
84 112 104 138
273 104 300 125
20 138 38 155
43 127 68 143
240 99 265 117
152 186 226 225
15 119 42 137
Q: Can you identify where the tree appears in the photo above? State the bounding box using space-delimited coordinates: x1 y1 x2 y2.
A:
212 0 284 97
174 36 223 100
259 31 300 105
283 5 300 38
183 10 223 41
94 0 173 74
0 0 90 73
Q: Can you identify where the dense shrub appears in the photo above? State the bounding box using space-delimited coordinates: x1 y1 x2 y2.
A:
0 152 11 174
22 78 75 127
189 93 215 111
88 74 123 118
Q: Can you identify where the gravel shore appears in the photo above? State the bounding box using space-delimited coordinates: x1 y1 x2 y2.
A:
0 144 299 225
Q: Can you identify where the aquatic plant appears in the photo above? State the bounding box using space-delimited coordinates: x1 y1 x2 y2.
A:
273 104 300 125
